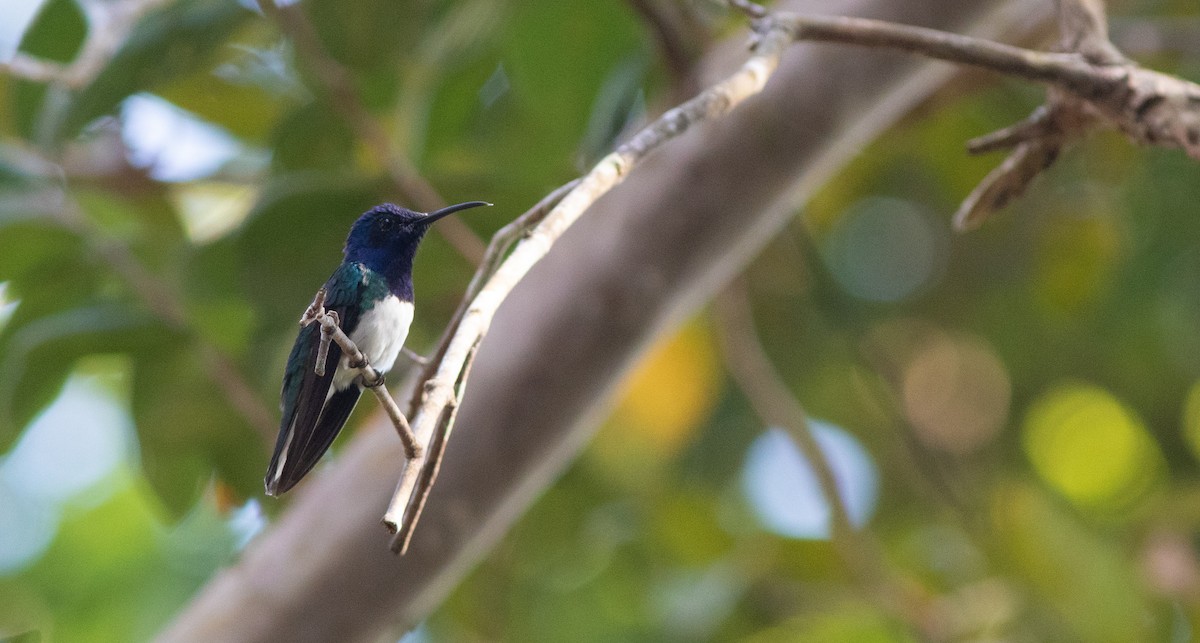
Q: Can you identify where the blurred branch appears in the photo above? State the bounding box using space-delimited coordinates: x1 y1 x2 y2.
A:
730 0 1200 229
18 189 279 445
381 16 798 553
302 290 420 459
253 0 486 265
626 0 706 96
0 0 171 88
713 282 857 545
714 280 938 638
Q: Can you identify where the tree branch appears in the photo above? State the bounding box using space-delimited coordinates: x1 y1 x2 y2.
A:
300 289 420 459
380 0 1200 549
380 15 796 552
746 2 1200 229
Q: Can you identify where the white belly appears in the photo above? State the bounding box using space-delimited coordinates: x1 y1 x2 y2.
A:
331 296 414 392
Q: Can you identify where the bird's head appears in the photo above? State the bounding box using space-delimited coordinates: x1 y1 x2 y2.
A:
344 201 490 271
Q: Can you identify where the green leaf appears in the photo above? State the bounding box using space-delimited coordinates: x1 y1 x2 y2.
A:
54 0 251 142
304 0 417 73
269 101 355 172
12 0 86 140
131 344 264 516
0 304 171 447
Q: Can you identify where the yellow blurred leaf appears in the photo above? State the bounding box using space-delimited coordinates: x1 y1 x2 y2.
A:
601 321 721 458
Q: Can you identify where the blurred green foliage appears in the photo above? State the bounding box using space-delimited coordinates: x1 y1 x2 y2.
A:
2 0 1200 641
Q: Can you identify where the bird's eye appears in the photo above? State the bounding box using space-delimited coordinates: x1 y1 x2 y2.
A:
378 217 395 233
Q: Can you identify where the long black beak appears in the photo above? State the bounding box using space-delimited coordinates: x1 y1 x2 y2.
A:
421 200 492 225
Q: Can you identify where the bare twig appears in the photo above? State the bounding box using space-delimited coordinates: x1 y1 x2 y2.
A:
254 0 486 264
382 18 797 552
1057 0 1124 64
401 347 429 366
299 289 422 460
762 4 1200 229
955 136 1064 230
391 179 581 553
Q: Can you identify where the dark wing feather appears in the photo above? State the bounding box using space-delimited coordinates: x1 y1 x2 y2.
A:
278 386 362 489
265 262 367 495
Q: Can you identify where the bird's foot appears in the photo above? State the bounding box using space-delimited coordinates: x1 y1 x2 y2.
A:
362 370 386 388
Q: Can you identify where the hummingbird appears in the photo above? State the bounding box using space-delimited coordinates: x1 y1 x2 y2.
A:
265 200 491 496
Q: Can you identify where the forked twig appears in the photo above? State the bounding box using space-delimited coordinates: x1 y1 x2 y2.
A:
300 289 422 460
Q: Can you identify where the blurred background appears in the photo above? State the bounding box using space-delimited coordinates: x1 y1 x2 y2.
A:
2 0 1200 640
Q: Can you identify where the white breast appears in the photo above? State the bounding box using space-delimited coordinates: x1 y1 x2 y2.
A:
331 296 414 392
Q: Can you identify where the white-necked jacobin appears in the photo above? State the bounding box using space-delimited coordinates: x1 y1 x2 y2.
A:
265 200 490 496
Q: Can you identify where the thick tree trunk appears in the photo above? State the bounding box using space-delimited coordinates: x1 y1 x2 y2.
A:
158 1 1048 640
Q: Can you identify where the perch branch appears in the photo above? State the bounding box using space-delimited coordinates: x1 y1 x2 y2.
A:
381 17 797 553
299 289 421 460
390 179 581 553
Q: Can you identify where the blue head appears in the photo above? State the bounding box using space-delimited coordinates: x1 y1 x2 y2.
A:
344 201 490 297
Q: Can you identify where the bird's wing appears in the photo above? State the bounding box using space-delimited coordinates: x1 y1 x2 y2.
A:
264 262 367 495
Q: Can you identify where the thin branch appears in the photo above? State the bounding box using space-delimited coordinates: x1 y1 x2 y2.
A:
381 19 797 552
391 179 580 553
37 195 280 445
254 0 486 265
401 347 429 366
299 289 421 459
773 12 1103 93
756 4 1200 228
714 280 935 637
1057 0 1124 64
713 282 858 549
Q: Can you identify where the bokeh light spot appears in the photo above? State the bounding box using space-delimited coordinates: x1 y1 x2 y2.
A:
824 197 945 302
2 377 133 504
742 422 878 540
120 93 243 183
1180 380 1200 462
1022 383 1163 509
1033 214 1121 316
902 333 1011 454
0 476 58 574
610 322 720 454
